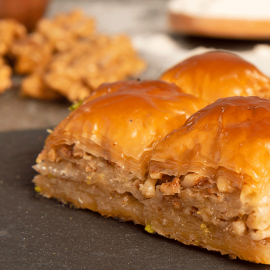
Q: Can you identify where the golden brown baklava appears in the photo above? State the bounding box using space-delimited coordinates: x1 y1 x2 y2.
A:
148 96 270 264
33 79 270 264
160 51 270 104
32 80 206 225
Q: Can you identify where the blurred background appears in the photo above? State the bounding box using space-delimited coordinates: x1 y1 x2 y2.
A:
1 0 270 132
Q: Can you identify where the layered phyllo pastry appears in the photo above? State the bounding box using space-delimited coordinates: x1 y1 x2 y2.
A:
33 80 206 225
148 96 270 264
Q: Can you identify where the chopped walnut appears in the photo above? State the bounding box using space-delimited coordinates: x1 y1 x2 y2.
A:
160 177 181 196
216 176 236 193
21 72 61 100
10 10 95 74
1 10 145 101
10 33 52 74
42 34 146 101
0 19 26 56
231 220 246 236
140 178 157 198
14 11 145 102
181 173 206 188
149 172 162 180
36 10 95 52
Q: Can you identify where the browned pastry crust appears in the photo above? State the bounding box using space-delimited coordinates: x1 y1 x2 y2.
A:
34 80 206 177
148 96 270 264
169 11 270 39
33 92 270 264
32 80 206 226
160 51 270 104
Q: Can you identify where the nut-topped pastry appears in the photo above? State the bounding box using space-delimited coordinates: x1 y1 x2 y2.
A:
33 80 206 224
148 96 270 264
160 51 270 104
0 19 26 94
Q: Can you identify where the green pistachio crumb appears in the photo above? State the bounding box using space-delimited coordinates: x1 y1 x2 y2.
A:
68 100 83 111
145 224 156 234
34 186 41 193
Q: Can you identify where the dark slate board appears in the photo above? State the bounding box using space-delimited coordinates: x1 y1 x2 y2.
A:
0 129 269 270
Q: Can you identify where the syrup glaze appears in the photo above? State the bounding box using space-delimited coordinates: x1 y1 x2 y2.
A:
150 96 270 190
160 51 270 104
38 80 207 179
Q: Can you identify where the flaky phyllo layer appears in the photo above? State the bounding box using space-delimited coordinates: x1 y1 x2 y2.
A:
148 168 269 241
150 96 270 241
34 144 265 240
33 82 270 264
37 80 206 179
34 143 270 264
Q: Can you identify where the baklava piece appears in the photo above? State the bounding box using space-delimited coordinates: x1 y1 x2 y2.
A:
148 96 270 264
32 80 206 225
160 51 270 104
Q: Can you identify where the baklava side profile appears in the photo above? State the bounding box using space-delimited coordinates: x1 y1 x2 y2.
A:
33 80 206 225
147 96 270 264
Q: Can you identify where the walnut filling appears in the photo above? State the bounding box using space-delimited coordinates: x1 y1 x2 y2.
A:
36 144 270 242
145 171 270 241
139 178 157 198
35 144 145 203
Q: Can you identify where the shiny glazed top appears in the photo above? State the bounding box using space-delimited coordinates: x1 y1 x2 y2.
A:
38 80 207 179
160 51 270 104
150 96 270 191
